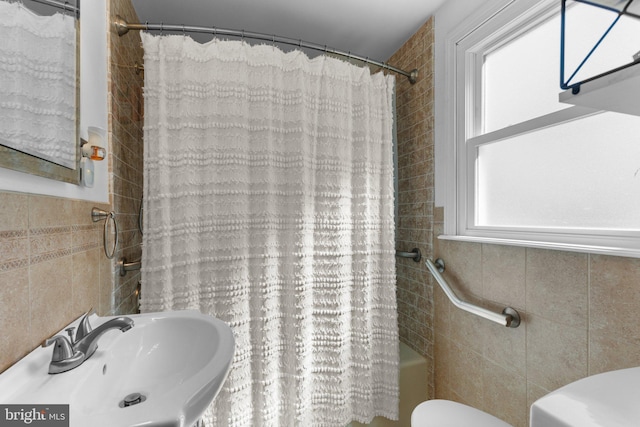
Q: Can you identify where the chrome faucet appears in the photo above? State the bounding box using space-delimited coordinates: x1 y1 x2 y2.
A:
42 335 84 374
42 310 134 374
73 313 134 359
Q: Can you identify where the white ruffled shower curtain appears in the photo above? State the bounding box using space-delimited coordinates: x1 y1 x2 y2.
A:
0 0 76 168
141 33 398 427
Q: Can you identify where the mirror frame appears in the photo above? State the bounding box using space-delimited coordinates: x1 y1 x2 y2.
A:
0 11 80 184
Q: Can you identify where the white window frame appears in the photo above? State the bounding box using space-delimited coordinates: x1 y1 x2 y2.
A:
441 0 640 257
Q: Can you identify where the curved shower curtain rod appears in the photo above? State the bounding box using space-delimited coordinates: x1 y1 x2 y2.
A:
114 16 418 84
29 0 78 14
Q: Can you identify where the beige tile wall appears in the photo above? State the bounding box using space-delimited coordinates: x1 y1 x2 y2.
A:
388 18 435 400
391 14 640 427
433 230 640 426
0 192 112 373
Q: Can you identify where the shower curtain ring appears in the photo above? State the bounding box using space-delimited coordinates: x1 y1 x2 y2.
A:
182 24 186 35
160 22 164 35
241 29 245 41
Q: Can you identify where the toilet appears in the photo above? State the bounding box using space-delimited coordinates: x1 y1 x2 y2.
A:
413 366 640 427
411 399 512 427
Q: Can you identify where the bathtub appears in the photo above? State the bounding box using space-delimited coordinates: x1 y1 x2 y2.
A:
348 342 428 427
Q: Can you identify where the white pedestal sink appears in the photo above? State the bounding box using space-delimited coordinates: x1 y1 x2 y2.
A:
530 366 640 427
0 310 235 427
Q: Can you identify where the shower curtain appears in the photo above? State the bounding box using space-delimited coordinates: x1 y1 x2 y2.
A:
141 33 398 427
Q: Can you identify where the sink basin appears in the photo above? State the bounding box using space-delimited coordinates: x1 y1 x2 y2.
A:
530 366 640 427
0 310 235 427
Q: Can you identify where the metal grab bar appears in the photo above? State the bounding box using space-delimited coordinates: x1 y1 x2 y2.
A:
395 248 421 262
425 258 520 328
118 257 141 277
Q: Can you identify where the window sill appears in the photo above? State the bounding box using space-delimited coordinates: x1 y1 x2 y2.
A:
437 234 640 259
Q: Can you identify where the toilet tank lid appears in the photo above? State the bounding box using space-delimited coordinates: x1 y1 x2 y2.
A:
411 400 513 427
530 366 640 427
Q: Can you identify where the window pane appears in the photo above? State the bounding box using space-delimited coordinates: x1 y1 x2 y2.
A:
482 3 640 134
483 11 568 133
476 112 640 230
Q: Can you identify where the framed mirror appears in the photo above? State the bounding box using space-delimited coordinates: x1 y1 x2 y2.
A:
0 0 79 184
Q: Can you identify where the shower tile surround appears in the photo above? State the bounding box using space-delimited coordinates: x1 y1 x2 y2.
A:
108 0 145 315
390 14 640 427
0 0 144 373
388 18 436 399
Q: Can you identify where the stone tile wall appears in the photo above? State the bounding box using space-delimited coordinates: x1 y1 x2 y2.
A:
107 0 145 315
387 18 435 400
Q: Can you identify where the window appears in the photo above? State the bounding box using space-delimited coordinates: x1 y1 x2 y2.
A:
445 0 640 256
